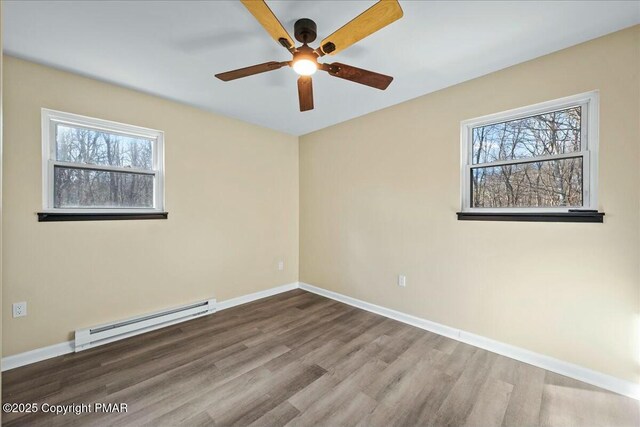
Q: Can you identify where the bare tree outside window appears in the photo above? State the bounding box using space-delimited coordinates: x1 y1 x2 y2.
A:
54 167 154 208
56 124 153 169
470 107 583 208
53 124 155 208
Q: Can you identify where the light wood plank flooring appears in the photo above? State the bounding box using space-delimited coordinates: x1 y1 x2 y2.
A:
3 289 638 426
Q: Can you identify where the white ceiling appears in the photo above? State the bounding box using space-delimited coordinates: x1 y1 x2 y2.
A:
4 1 639 135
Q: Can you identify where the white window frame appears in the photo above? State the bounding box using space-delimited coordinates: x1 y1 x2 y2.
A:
41 109 165 213
460 91 599 213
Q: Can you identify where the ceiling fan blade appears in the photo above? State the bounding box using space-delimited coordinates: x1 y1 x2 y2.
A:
317 0 403 56
215 61 288 81
298 76 314 112
322 62 393 90
240 0 295 51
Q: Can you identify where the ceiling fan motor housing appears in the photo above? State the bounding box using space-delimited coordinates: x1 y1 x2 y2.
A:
294 18 317 44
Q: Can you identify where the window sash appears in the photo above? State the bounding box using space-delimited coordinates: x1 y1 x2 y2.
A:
468 154 587 210
460 91 598 213
470 106 584 166
54 122 156 172
48 162 160 210
42 109 165 213
468 152 583 169
52 166 156 209
50 160 157 176
464 156 591 214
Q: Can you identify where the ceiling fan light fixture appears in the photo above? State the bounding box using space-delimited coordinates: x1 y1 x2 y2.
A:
293 58 317 76
219 1 404 111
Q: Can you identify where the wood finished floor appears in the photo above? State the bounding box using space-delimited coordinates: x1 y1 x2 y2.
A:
2 289 638 426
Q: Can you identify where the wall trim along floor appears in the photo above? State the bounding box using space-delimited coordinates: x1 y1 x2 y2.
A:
2 280 638 401
1 340 74 372
297 282 640 401
1 281 299 371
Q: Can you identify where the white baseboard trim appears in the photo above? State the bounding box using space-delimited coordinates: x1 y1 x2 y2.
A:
216 282 299 311
299 282 640 400
1 341 74 372
5 280 637 401
1 281 299 372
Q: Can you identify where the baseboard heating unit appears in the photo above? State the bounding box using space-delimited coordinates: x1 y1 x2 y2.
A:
75 298 216 351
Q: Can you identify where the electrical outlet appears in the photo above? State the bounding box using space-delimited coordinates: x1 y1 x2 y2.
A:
278 261 284 271
398 275 406 288
13 302 27 318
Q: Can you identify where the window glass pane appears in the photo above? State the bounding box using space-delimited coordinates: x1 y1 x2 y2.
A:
471 157 583 208
56 124 153 170
472 107 581 165
54 166 154 208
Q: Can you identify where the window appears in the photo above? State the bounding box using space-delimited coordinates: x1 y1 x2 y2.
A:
460 92 598 214
41 109 165 215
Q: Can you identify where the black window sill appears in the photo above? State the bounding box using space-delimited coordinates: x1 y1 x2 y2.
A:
456 211 604 223
38 212 168 222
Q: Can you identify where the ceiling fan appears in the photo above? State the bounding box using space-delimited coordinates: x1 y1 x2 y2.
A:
215 0 404 112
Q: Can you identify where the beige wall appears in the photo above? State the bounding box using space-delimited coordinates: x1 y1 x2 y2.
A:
300 26 640 383
2 56 299 356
